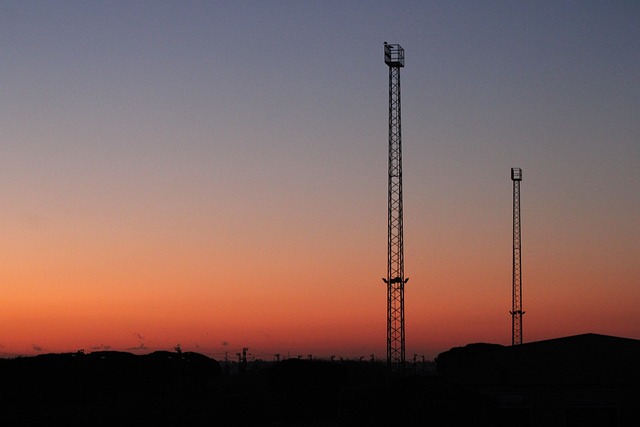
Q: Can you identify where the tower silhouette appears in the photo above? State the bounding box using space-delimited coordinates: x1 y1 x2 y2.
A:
511 167 524 345
382 43 408 370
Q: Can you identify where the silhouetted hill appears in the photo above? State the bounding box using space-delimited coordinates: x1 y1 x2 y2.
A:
435 342 505 375
0 350 222 424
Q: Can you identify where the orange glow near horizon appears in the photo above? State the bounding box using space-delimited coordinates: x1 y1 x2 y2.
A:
2 189 639 360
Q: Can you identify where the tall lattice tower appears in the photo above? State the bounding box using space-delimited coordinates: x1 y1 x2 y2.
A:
382 42 408 369
511 167 524 345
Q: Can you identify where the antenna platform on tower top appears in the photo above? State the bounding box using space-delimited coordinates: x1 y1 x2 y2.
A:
384 43 405 67
511 167 522 181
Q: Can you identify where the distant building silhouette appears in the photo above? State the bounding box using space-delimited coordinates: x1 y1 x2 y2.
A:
436 333 640 426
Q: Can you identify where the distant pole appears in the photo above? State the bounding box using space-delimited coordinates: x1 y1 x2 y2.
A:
511 168 524 345
383 42 408 371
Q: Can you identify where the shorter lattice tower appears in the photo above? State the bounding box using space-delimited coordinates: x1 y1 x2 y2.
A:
510 168 524 345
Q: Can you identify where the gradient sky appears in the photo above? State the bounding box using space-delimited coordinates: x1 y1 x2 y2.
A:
1 1 638 361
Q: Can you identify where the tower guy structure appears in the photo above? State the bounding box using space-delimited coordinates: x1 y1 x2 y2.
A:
383 42 408 369
511 167 524 345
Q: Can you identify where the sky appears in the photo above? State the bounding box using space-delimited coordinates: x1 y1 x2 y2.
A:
0 1 638 361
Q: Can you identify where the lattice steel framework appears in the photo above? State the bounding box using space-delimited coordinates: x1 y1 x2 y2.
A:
511 168 524 345
383 43 408 369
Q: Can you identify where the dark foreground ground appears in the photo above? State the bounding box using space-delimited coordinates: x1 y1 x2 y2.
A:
2 334 639 426
0 350 473 426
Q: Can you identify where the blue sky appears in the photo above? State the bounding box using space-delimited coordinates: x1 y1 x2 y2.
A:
0 1 638 358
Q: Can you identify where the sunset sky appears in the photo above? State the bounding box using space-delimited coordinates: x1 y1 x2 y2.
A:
1 1 638 361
